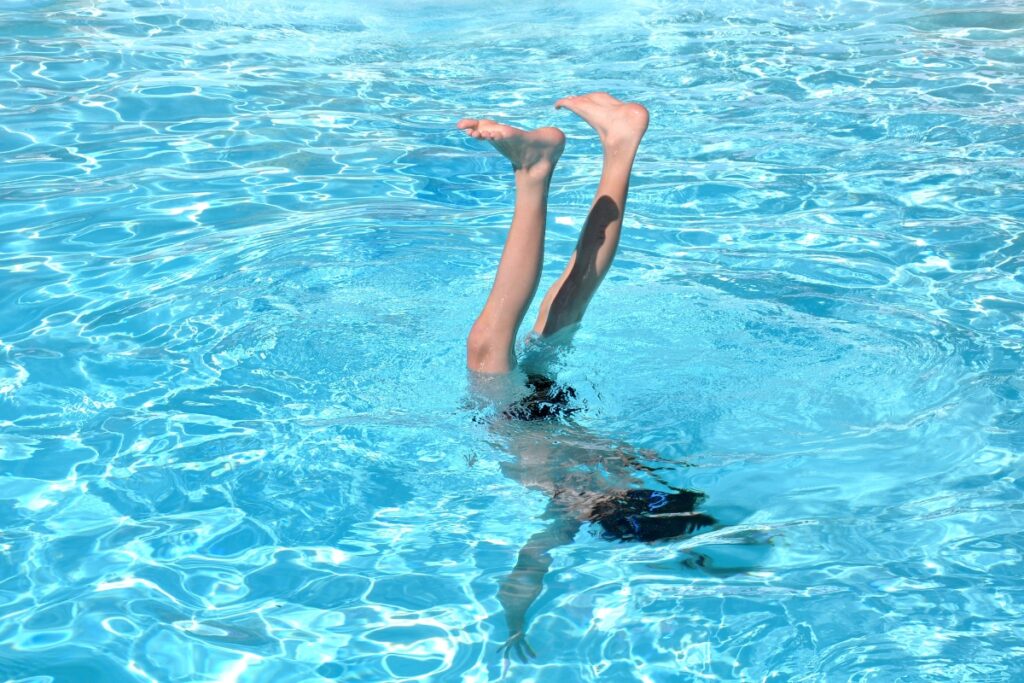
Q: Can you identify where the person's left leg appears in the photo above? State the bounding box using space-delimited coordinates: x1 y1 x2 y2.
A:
459 118 565 374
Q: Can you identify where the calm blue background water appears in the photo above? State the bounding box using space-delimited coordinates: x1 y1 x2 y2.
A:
1 0 1022 680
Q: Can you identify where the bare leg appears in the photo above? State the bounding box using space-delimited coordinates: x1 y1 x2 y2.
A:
459 118 565 374
532 93 649 337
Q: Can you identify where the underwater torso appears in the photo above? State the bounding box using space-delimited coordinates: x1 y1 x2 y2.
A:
496 373 717 543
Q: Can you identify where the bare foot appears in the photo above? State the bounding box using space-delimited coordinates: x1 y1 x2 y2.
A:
457 118 565 176
554 92 649 151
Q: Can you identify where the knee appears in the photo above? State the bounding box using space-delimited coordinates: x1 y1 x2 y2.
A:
466 324 492 368
466 323 511 373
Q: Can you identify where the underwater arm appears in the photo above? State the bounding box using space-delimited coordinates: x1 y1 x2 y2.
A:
497 510 581 660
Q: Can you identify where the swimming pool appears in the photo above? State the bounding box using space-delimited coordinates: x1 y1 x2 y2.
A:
1 0 1022 680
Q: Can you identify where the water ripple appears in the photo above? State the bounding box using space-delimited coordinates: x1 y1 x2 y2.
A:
1 0 1022 680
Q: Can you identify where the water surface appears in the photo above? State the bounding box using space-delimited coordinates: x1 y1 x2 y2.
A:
1 0 1022 680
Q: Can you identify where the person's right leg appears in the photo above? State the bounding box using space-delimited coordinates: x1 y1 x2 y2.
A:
531 93 649 338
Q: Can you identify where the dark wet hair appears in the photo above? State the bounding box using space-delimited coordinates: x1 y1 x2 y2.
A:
589 489 717 543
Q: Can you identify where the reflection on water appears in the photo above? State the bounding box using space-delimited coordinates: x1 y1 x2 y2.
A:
0 0 1022 680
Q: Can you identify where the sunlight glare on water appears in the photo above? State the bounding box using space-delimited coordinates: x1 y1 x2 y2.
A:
0 0 1022 680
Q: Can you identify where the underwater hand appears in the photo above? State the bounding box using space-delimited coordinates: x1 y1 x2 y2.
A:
499 630 537 663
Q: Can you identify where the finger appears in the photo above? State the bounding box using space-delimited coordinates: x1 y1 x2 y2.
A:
457 118 477 129
501 652 511 678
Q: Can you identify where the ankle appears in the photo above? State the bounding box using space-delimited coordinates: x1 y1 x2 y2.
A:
601 134 642 157
514 160 555 182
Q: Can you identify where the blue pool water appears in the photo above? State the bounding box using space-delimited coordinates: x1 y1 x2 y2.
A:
2 0 1023 680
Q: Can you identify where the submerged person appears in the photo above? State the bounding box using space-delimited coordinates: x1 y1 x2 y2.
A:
460 93 718 661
